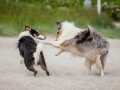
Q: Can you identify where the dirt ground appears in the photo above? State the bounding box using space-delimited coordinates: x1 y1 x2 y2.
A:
0 37 120 90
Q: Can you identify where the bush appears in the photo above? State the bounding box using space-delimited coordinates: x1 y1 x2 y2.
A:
102 2 120 21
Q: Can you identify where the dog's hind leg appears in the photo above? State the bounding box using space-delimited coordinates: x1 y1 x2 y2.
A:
25 62 37 77
85 60 92 75
100 51 108 76
96 55 104 76
38 51 50 76
29 65 37 77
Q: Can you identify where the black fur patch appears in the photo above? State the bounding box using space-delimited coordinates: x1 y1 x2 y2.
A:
30 29 40 37
18 36 37 62
76 30 90 44
25 26 40 37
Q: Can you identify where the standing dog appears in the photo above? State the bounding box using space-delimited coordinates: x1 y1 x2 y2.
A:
43 21 109 76
17 26 49 76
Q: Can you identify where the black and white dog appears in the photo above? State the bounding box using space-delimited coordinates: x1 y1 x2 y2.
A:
17 26 49 76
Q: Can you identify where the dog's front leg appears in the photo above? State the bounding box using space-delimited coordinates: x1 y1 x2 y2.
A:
42 40 64 48
55 49 64 56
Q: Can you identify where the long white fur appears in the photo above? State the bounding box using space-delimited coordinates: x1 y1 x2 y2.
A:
58 21 83 41
43 21 83 47
33 43 43 65
18 31 34 40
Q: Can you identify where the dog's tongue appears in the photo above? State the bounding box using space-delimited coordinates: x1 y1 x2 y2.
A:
39 38 45 40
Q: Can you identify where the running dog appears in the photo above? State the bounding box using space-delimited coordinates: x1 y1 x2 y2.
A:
43 21 109 76
17 26 49 76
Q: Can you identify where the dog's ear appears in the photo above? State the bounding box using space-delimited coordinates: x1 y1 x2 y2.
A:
86 26 94 41
85 26 90 37
76 29 90 44
76 26 94 44
25 26 31 31
86 25 95 35
56 22 61 27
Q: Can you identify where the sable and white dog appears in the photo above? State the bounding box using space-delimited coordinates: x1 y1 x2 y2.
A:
43 21 109 76
44 21 83 55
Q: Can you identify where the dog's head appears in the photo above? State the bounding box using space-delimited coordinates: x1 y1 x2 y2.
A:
55 22 62 41
55 21 77 41
75 25 93 44
25 26 46 40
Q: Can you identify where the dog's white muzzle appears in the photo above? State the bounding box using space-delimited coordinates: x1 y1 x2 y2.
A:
38 35 46 40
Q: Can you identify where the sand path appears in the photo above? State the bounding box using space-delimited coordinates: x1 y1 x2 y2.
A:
0 37 120 90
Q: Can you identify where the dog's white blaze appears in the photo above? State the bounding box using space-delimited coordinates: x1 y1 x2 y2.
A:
58 21 83 41
33 43 43 65
18 31 34 39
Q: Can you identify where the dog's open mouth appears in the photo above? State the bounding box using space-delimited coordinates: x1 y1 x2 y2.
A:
38 38 46 40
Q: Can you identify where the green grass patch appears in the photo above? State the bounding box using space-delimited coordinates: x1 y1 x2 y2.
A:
96 27 120 39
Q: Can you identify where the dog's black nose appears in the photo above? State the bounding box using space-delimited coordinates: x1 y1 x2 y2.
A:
45 37 46 39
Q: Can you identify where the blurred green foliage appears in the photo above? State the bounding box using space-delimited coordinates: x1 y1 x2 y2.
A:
92 0 120 5
102 1 120 21
0 0 120 38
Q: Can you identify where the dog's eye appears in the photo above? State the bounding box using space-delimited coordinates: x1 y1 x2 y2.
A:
75 35 79 38
37 33 39 36
58 27 61 30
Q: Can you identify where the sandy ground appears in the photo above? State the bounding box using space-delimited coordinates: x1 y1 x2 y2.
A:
0 37 120 90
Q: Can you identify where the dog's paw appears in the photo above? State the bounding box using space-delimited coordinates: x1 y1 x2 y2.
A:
46 71 50 76
55 53 59 56
86 70 91 75
101 73 104 76
20 60 23 64
34 70 37 77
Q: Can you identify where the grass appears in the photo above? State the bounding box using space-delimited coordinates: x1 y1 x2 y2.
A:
97 28 120 39
0 0 120 38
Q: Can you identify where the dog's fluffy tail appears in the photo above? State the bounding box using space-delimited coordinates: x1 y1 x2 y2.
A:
34 43 43 65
